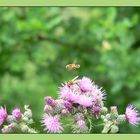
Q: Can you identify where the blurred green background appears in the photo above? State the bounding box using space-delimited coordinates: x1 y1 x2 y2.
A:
0 7 140 133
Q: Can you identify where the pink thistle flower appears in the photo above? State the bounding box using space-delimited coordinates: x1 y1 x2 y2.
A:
1 127 8 133
79 77 93 92
74 113 84 121
63 101 72 110
77 95 93 107
59 85 72 99
69 84 81 94
42 115 63 133
92 85 106 103
12 108 22 119
59 85 79 102
125 104 140 125
77 120 86 129
44 96 56 107
0 106 7 126
92 105 101 119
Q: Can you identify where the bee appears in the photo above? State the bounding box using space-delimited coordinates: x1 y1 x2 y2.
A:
67 76 79 86
66 64 80 70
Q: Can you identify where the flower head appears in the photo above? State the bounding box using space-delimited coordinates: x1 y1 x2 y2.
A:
69 84 81 93
59 85 72 99
12 108 22 119
59 85 79 102
79 77 93 92
110 106 118 114
92 105 101 118
92 85 106 103
77 95 93 107
63 101 72 110
125 104 140 125
74 119 88 133
74 113 84 121
42 115 63 133
0 106 7 125
77 120 86 129
44 96 56 107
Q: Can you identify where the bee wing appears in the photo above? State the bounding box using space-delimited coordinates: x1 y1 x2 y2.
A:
72 76 79 81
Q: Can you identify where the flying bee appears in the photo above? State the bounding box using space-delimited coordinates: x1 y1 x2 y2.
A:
67 76 79 86
66 64 80 70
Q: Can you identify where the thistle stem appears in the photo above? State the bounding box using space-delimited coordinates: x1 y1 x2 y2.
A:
87 118 92 133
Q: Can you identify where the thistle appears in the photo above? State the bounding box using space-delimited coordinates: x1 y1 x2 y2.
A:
41 76 140 133
0 105 37 133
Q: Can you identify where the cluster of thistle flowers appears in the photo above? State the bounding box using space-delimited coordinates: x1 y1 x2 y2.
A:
42 76 140 133
0 105 37 133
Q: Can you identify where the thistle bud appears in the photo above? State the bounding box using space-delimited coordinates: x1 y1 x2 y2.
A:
63 101 72 110
7 115 16 123
12 108 22 120
101 107 108 114
22 116 29 123
44 96 56 107
1 126 10 133
101 115 105 120
27 119 34 125
24 107 32 118
77 120 86 129
110 106 118 119
54 99 64 112
110 106 118 115
117 114 126 124
1 123 16 133
110 125 119 133
0 106 7 125
20 124 29 132
73 119 88 133
92 106 100 119
44 105 53 113
105 114 111 120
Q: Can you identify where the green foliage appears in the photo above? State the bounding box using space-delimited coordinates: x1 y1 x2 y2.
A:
0 7 140 133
